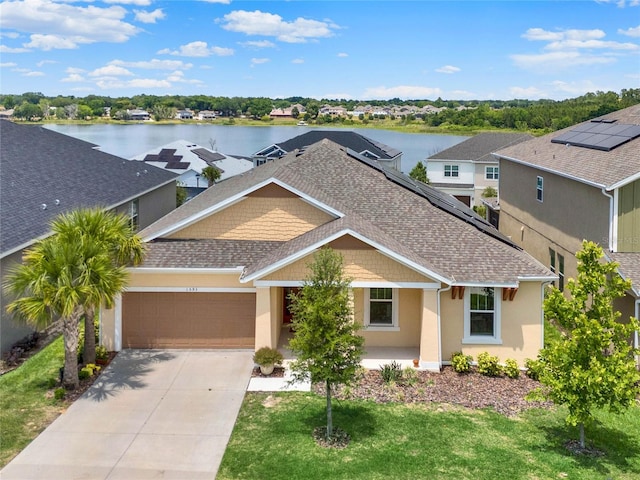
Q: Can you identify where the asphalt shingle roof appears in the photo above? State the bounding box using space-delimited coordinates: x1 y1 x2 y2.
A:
608 252 640 297
494 105 640 189
141 139 552 284
429 132 533 163
0 120 178 256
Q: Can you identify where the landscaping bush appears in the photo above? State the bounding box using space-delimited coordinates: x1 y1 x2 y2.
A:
78 368 91 380
401 366 419 386
503 359 520 379
54 387 66 400
253 347 284 367
451 351 473 373
380 361 403 384
477 352 502 377
524 357 544 381
95 345 108 361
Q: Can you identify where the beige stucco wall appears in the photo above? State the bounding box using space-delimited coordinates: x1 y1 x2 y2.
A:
263 249 434 283
168 196 333 241
353 288 422 347
440 282 543 366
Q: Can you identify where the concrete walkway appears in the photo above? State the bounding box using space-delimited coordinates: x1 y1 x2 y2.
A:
0 350 254 480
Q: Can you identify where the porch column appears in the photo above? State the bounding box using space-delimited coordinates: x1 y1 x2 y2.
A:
255 287 273 350
419 288 440 371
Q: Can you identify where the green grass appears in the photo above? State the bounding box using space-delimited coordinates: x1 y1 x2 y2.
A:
218 393 640 480
0 335 65 467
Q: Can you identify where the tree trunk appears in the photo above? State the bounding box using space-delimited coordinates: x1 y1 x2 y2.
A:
326 380 333 439
579 422 585 449
83 306 96 365
62 311 82 390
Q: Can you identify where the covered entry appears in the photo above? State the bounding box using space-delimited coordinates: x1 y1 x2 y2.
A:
122 291 256 348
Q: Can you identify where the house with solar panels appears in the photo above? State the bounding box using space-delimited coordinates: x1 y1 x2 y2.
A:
493 104 640 349
99 138 555 371
131 140 253 198
252 130 402 170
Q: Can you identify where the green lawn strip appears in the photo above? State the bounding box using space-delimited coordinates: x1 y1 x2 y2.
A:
217 392 640 480
0 335 65 467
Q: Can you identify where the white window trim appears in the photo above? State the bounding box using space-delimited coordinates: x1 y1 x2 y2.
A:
364 288 399 331
462 287 502 344
485 166 499 180
536 176 544 203
444 164 459 178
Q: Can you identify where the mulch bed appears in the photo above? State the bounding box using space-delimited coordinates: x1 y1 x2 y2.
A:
312 366 552 417
251 366 285 378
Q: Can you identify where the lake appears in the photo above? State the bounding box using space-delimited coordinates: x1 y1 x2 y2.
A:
44 124 468 174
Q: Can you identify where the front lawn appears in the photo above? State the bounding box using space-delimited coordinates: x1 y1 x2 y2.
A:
218 392 640 480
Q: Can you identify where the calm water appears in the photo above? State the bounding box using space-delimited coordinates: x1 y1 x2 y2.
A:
44 124 467 174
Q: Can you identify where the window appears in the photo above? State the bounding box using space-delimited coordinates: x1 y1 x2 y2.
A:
129 199 139 231
463 287 501 344
549 248 556 284
365 288 398 329
536 176 544 202
485 166 499 180
558 254 565 291
444 165 459 177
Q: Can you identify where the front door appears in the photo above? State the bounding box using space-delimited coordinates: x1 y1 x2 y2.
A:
283 287 300 324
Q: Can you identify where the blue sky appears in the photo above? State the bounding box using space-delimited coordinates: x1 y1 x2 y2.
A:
0 0 639 101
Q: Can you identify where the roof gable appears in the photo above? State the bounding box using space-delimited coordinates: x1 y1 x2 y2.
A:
429 132 533 163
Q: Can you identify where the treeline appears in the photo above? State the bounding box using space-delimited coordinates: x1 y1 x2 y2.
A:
2 89 639 133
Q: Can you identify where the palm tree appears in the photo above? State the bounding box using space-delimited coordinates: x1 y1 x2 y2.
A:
201 165 221 187
50 208 145 364
4 235 126 389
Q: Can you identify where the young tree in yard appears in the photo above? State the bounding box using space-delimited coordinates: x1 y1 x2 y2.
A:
287 248 365 441
540 241 640 449
409 161 429 184
49 208 145 365
4 235 127 390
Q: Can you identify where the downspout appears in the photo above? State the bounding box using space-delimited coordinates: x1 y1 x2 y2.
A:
601 188 614 251
437 284 453 368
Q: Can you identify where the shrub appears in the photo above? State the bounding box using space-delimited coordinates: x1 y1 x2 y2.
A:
524 357 544 381
380 361 403 384
95 345 108 361
54 387 66 400
78 368 91 380
253 347 283 366
477 352 502 377
451 351 472 373
503 358 520 379
401 366 419 386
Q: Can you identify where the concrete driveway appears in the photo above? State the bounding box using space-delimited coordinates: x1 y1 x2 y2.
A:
0 349 254 480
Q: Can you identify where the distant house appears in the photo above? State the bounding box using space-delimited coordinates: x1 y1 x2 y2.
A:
176 109 194 120
269 104 306 119
427 133 532 207
319 105 348 117
127 109 150 121
132 140 253 197
493 104 640 354
198 110 217 120
253 130 403 170
0 121 179 354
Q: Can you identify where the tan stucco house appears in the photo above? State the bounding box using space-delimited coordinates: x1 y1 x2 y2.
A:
101 139 555 370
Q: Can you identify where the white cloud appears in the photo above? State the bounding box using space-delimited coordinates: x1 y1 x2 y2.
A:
251 57 270 65
549 80 605 96
509 86 548 99
36 59 56 67
241 40 276 48
0 62 18 67
0 45 30 53
545 39 638 51
0 0 139 50
292 58 304 64
158 41 234 57
362 85 443 100
337 52 348 57
449 90 476 99
90 65 134 77
66 67 86 74
0 32 20 39
24 70 44 77
134 8 165 24
166 70 204 84
511 51 616 71
62 73 85 82
110 59 193 70
104 0 151 5
96 77 171 90
523 28 604 42
220 10 338 43
619 25 640 37
435 65 460 74
199 0 231 3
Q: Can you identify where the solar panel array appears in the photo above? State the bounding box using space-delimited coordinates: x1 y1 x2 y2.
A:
345 148 518 249
551 120 640 152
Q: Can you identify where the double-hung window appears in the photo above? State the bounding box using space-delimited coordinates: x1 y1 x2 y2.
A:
536 176 544 202
485 166 499 180
463 287 501 344
364 288 398 329
129 199 139 231
444 165 459 178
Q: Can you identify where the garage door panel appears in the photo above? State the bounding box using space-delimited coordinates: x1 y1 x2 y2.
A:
123 292 255 349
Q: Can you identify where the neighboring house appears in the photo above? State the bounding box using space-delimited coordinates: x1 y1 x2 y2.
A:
427 133 532 207
100 139 555 370
176 109 194 120
0 120 179 354
319 105 348 117
127 109 150 121
493 104 640 350
198 110 217 120
131 140 253 198
252 130 403 170
269 104 306 119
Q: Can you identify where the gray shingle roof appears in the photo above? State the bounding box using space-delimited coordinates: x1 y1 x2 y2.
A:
0 120 178 256
429 132 533 162
494 105 640 189
141 139 552 284
607 252 640 297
